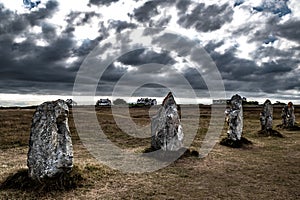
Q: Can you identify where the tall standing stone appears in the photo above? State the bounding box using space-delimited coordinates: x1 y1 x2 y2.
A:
260 99 273 131
281 102 295 128
27 99 73 181
224 94 243 141
151 92 183 151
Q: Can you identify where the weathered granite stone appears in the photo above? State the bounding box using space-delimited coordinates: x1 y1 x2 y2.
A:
281 102 295 128
224 94 243 141
27 99 73 181
260 99 273 131
151 92 183 151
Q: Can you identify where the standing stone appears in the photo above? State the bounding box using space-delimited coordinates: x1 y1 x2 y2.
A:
151 92 183 151
224 94 243 141
27 99 73 181
260 99 273 131
281 102 295 128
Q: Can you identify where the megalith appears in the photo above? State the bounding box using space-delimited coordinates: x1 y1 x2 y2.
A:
224 94 243 141
27 99 73 181
260 99 273 131
151 92 183 151
281 102 295 128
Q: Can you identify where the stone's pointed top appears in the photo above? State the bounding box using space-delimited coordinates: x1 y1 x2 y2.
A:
231 94 242 102
230 94 242 110
162 92 176 106
264 99 272 105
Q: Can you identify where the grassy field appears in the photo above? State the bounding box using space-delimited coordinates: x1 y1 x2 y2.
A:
0 105 299 199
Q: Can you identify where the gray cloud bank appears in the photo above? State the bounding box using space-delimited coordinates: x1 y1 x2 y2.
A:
0 0 299 105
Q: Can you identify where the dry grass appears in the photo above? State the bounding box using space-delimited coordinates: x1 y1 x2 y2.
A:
0 105 299 199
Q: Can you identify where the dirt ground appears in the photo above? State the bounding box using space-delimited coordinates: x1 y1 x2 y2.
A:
0 105 299 199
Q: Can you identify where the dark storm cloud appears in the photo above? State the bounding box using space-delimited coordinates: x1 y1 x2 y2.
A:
88 0 119 6
0 2 78 95
108 20 137 33
25 0 59 26
0 78 76 96
150 15 172 27
207 43 300 94
132 0 175 23
246 17 280 44
93 39 214 98
182 67 207 90
63 11 104 43
98 65 125 91
234 0 245 7
97 48 177 88
94 45 213 97
203 41 224 53
39 37 74 61
176 0 192 14
258 59 294 74
211 48 259 81
275 20 300 43
99 65 212 98
177 3 234 32
0 1 60 45
0 0 299 103
41 23 57 39
151 32 199 57
117 49 176 66
252 0 291 17
72 37 103 57
0 5 28 35
0 34 77 80
254 46 295 63
0 0 140 95
66 11 101 26
0 52 77 94
233 1 296 44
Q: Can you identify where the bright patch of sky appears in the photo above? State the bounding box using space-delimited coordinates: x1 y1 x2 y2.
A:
0 93 73 107
114 61 137 72
287 0 300 19
35 39 49 46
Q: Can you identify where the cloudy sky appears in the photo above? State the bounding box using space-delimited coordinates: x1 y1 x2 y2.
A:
0 0 299 106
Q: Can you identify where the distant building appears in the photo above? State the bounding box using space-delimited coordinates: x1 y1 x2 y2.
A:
274 101 286 106
213 99 229 105
137 98 157 106
243 100 259 105
96 98 111 106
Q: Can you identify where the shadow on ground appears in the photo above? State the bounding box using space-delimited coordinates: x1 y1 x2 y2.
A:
220 137 253 148
257 129 284 138
0 166 85 192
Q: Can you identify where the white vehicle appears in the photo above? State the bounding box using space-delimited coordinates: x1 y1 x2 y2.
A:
96 99 111 106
